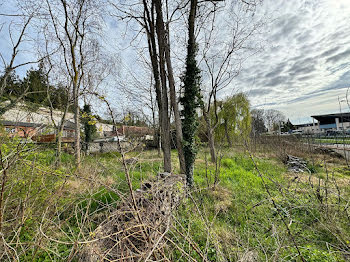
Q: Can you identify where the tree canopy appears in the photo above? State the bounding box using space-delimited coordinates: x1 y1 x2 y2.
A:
214 93 251 146
0 66 69 110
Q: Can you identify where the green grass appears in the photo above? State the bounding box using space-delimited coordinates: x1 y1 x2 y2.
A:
308 138 350 144
1 138 349 261
173 149 349 261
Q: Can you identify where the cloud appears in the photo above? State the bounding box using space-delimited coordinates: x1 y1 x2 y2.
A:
265 76 286 87
265 63 286 78
326 49 350 64
248 88 273 97
233 0 350 122
288 63 316 76
270 14 301 42
2 0 350 124
319 47 340 58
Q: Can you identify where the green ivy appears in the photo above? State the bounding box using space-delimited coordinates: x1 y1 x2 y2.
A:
180 39 202 187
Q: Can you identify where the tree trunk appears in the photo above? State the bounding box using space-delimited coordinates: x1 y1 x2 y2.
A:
56 125 64 166
155 0 171 173
157 127 161 156
142 0 169 169
0 72 10 98
73 82 81 167
181 0 199 186
224 120 232 147
164 22 185 174
57 137 62 164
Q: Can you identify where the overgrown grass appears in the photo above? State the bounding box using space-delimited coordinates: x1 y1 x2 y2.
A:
173 148 349 261
1 138 349 261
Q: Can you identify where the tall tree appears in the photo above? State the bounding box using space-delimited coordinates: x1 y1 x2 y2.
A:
44 0 100 167
199 0 264 162
154 0 172 173
181 0 201 187
114 0 187 173
164 2 186 174
264 109 286 132
138 0 173 172
22 64 48 105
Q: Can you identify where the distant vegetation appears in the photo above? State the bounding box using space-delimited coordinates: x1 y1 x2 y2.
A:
1 64 69 110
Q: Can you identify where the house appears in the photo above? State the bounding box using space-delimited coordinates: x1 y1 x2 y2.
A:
1 119 75 142
1 102 76 142
2 120 45 138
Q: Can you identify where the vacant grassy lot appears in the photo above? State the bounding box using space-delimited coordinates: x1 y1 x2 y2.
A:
0 138 349 261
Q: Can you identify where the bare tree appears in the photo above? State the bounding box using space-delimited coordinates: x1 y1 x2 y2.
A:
154 0 172 172
199 0 264 162
43 0 102 167
111 0 189 173
114 56 161 153
118 0 175 172
264 109 286 132
164 0 186 173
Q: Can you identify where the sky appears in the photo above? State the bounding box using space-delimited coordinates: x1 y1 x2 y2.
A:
236 0 350 124
1 0 350 124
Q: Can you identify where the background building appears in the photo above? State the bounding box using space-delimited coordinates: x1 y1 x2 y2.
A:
311 112 350 132
294 123 318 134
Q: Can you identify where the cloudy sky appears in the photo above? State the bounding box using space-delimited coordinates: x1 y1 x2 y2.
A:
1 0 350 124
238 0 350 124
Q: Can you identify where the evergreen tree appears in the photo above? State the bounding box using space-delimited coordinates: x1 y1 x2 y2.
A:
22 63 48 105
50 84 69 111
1 65 70 111
281 119 294 133
0 69 22 99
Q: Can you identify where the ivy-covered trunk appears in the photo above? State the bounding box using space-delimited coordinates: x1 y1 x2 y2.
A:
82 104 96 153
181 0 200 187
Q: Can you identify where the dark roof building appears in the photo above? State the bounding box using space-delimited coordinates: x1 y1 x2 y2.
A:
311 112 350 131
